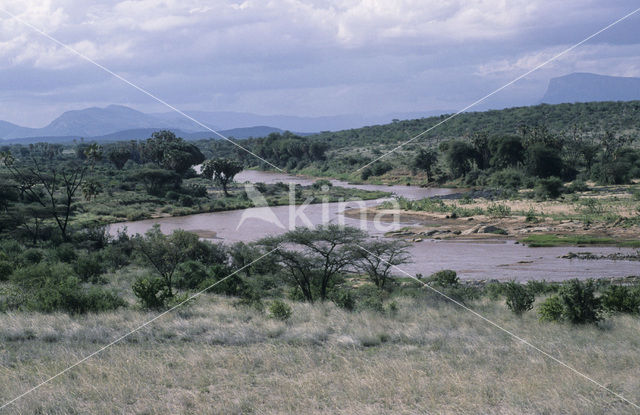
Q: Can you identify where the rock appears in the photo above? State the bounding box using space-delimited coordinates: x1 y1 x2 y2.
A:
413 238 423 242
462 225 482 235
479 225 507 235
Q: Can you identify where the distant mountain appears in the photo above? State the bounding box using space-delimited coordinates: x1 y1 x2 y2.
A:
0 126 288 145
0 104 451 143
541 73 640 104
152 110 451 133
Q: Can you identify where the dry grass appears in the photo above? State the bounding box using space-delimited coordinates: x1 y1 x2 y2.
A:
1 295 640 414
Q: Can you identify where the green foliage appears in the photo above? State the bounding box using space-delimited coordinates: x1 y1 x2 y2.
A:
0 260 13 281
445 140 476 178
74 252 104 282
534 177 564 200
489 135 524 169
355 285 384 312
601 285 640 314
566 180 589 193
558 279 602 324
269 299 292 320
486 203 512 218
526 144 564 178
55 243 78 263
488 168 525 190
331 290 355 311
538 295 565 322
21 249 43 265
361 162 392 180
429 270 459 287
503 282 535 316
132 275 170 309
201 158 243 196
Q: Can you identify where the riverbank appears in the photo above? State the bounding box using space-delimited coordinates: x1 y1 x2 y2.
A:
345 185 640 247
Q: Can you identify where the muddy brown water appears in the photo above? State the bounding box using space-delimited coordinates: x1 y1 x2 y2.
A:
110 171 640 281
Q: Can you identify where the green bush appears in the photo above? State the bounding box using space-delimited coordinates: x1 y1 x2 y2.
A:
566 180 589 193
332 290 355 311
525 280 558 295
174 260 209 289
132 276 170 309
486 203 512 218
601 285 640 314
488 168 524 190
538 295 564 322
28 275 124 314
503 282 535 315
21 249 44 265
0 260 13 281
269 299 292 321
74 252 104 282
55 244 78 263
558 279 602 324
429 270 459 287
356 286 384 312
534 177 564 200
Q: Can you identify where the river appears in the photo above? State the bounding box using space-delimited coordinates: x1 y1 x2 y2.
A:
110 171 640 281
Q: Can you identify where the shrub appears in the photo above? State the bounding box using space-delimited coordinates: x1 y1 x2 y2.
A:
74 252 104 282
179 195 194 207
55 244 78 263
601 285 640 314
0 260 13 281
269 299 292 321
534 177 564 200
28 275 124 314
538 295 565 322
525 280 558 295
566 180 589 193
186 183 208 197
132 276 170 309
558 279 602 324
525 207 539 223
332 290 355 311
484 282 505 300
488 168 524 190
429 270 459 287
486 203 512 218
174 260 209 289
21 249 43 265
356 286 385 312
503 282 535 315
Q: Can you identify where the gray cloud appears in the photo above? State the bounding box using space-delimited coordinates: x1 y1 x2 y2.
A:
1 0 639 127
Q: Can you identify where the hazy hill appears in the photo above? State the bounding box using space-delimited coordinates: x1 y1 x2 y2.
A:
541 73 640 104
309 101 640 149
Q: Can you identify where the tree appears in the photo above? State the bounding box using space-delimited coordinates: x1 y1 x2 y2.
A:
201 158 243 196
0 143 102 241
445 140 476 178
355 239 411 289
525 144 563 178
133 226 205 296
107 146 132 169
141 130 204 174
129 167 182 196
489 135 524 169
412 148 438 181
262 225 365 302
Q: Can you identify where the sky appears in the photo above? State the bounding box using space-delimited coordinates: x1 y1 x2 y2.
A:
0 0 639 127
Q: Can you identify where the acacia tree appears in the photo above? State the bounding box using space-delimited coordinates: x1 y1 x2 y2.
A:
134 226 200 296
201 158 243 196
262 225 366 302
412 148 438 181
0 143 102 241
355 239 411 289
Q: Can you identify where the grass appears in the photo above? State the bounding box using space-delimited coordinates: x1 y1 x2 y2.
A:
1 294 640 414
520 234 639 248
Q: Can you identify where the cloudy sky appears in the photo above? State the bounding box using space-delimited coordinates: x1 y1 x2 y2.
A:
1 0 639 127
